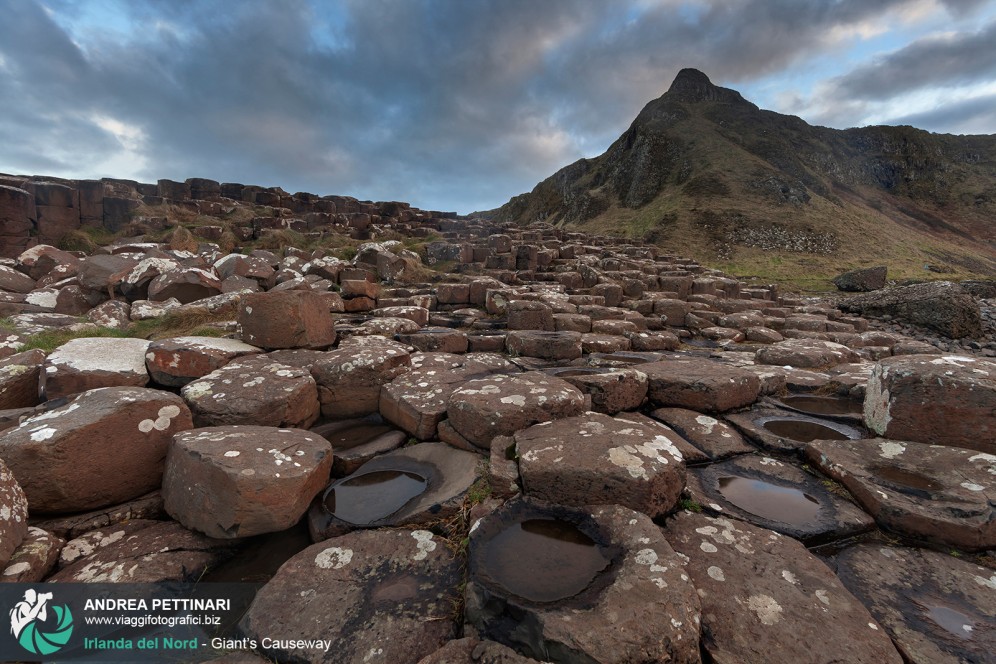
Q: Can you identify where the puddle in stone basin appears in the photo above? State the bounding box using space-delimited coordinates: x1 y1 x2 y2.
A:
325 470 428 525
556 369 607 378
872 465 943 492
481 519 610 603
324 424 395 449
762 419 849 442
780 395 863 416
922 603 976 639
718 477 822 526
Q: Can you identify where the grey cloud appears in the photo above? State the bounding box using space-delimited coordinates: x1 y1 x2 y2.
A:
889 92 996 134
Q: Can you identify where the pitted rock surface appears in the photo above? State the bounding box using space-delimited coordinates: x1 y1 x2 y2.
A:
446 372 585 449
146 336 263 386
43 336 152 398
834 545 996 664
725 407 865 452
0 458 29 567
805 439 996 550
664 511 903 664
863 354 995 454
0 387 192 513
163 426 332 538
643 357 761 412
312 338 412 418
515 413 685 517
182 356 319 429
241 529 460 664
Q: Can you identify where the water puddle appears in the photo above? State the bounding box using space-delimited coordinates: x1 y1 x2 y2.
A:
779 395 863 416
552 368 609 378
922 603 976 639
718 476 821 526
324 470 428 525
322 424 396 449
871 465 943 492
480 518 610 603
761 418 849 442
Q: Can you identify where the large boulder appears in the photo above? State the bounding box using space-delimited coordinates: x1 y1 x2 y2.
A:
833 266 887 292
239 290 337 350
0 349 44 409
838 281 982 338
146 336 263 387
312 338 412 419
43 337 152 398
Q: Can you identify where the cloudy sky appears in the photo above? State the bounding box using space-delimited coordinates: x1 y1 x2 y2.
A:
1 0 994 213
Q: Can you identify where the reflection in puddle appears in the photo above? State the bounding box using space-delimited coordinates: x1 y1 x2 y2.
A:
872 465 943 492
325 470 428 525
924 603 975 639
762 419 849 442
718 476 821 526
780 395 863 416
323 424 396 449
481 519 610 603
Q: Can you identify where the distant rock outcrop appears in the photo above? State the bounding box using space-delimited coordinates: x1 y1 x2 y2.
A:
833 266 887 292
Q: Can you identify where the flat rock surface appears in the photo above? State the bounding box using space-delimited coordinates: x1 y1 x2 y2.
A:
642 357 761 412
146 335 262 386
755 338 860 368
834 544 996 664
649 407 754 460
44 336 152 398
805 439 996 550
663 511 903 664
311 338 412 419
241 529 461 664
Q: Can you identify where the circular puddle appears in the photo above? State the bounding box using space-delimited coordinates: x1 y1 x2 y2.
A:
779 395 863 417
761 418 851 442
871 465 944 492
717 476 822 527
324 470 429 525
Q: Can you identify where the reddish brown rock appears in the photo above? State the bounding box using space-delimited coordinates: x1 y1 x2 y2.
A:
664 511 903 664
57 519 161 569
580 332 631 353
396 327 469 354
755 338 861 368
146 336 263 386
416 638 539 664
312 338 412 419
0 387 192 513
239 290 337 350
241 529 460 664
0 185 34 258
625 329 680 351
649 407 754 459
0 264 37 294
163 426 332 538
505 330 582 360
148 267 223 303
182 356 320 429
1 526 63 582
0 349 43 409
643 357 761 412
515 413 685 516
77 253 140 292
506 300 554 331
0 458 29 567
43 337 151 398
86 299 131 328
17 244 80 282
33 492 165 541
447 372 585 449
864 354 995 454
373 305 430 326
547 366 647 414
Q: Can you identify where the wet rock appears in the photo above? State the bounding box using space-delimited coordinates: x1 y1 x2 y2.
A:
726 407 865 452
466 501 700 664
182 356 320 428
312 338 412 418
773 394 864 422
2 527 63 582
805 439 996 550
864 354 995 454
447 372 585 449
755 338 860 368
0 458 29 567
146 336 263 386
663 511 902 664
648 407 755 460
835 545 996 664
839 281 982 339
43 337 152 398
0 387 191 513
545 366 647 414
309 442 478 539
311 416 407 476
505 330 582 361
58 520 161 569
0 348 44 409
49 521 237 583
239 290 337 350
643 357 761 412
241 529 460 664
688 455 874 543
163 425 332 538
833 266 887 292
514 413 685 517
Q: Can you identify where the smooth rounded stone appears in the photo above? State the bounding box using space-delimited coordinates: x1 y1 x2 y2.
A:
544 366 647 414
755 338 861 368
505 330 582 361
466 501 701 664
43 336 152 398
0 387 192 513
239 290 337 350
663 512 903 664
241 529 460 664
397 327 469 354
804 439 996 550
648 407 755 460
311 416 407 476
148 267 223 304
57 519 161 569
146 335 263 386
49 521 238 583
16 245 80 282
182 356 319 429
416 638 541 664
834 545 996 664
32 491 165 541
625 329 680 351
163 426 333 539
514 413 685 517
726 407 865 452
687 455 874 543
0 458 29 567
580 332 631 353
864 354 996 454
642 357 762 413
745 326 784 343
308 442 479 540
2 526 63 582
311 338 412 419
0 348 43 410
0 263 38 294
446 372 585 449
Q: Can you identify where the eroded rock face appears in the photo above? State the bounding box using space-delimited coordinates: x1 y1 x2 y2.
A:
834 545 996 664
0 349 43 410
239 290 337 350
805 439 996 550
833 266 887 292
663 511 903 664
43 337 152 398
643 357 761 412
0 387 192 513
863 354 995 454
515 413 685 517
466 501 701 664
241 529 461 664
163 426 333 538
839 281 982 339
0 458 29 567
546 367 647 414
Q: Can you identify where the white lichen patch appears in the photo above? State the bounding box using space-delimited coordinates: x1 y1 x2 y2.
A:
781 570 798 585
29 427 57 441
878 441 906 459
499 395 526 406
700 541 718 553
863 366 892 435
411 530 436 560
815 590 830 606
315 546 353 569
747 594 783 625
695 415 718 432
960 482 984 492
707 566 725 581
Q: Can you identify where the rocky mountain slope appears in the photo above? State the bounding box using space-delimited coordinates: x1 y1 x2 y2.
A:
490 69 996 287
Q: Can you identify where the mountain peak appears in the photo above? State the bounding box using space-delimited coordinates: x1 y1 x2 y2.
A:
665 68 741 104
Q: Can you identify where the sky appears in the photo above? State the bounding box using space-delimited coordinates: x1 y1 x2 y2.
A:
1 0 995 213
